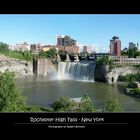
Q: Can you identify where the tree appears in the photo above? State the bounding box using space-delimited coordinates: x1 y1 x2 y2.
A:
104 97 123 112
77 95 96 112
39 50 46 58
51 95 96 112
96 55 109 65
0 42 9 53
22 51 33 61
128 47 138 58
0 70 27 112
96 55 114 71
46 48 57 58
52 96 70 111
121 49 128 56
108 59 115 71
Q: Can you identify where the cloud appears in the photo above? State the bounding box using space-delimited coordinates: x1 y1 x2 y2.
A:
89 43 100 53
77 41 84 52
77 42 110 53
90 43 109 53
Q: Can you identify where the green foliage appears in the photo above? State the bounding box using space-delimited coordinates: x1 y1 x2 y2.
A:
126 88 140 96
77 95 96 112
1 50 33 61
104 97 123 112
21 51 33 61
7 51 24 59
0 70 51 112
134 88 140 94
121 47 140 58
128 47 139 58
108 59 115 71
96 55 114 71
132 64 140 68
96 55 109 65
46 48 57 58
52 95 96 112
0 70 27 112
25 105 43 112
9 51 33 61
39 50 46 58
0 42 9 53
118 73 140 83
121 50 128 56
25 105 53 112
52 96 70 111
39 48 57 59
0 42 33 61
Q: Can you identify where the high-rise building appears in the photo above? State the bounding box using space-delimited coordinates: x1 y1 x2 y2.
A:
109 36 121 56
57 36 64 46
57 35 77 46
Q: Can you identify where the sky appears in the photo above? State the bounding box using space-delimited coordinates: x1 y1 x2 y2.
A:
0 14 140 52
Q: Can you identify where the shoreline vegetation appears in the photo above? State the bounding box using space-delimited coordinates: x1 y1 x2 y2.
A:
118 74 140 97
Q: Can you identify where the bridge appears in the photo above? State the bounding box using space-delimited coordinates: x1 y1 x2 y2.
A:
70 53 109 62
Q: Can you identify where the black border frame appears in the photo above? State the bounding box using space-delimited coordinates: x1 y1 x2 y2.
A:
1 0 140 129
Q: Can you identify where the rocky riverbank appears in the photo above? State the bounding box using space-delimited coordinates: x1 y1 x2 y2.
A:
124 87 140 98
0 54 33 78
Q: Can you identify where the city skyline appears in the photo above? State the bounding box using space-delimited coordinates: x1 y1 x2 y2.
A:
0 14 140 52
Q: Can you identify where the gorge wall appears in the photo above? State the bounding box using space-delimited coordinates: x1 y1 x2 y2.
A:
94 65 140 83
0 55 33 77
94 65 108 82
1 54 139 84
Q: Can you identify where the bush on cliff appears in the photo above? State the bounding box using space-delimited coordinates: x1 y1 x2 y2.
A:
96 55 114 71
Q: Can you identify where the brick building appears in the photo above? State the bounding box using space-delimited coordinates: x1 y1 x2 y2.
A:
57 35 77 46
56 45 79 54
109 36 121 56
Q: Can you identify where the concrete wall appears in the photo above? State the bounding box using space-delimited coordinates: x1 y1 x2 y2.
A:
37 58 48 76
37 58 56 78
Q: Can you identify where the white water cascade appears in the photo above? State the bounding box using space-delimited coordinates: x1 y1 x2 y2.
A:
58 62 96 82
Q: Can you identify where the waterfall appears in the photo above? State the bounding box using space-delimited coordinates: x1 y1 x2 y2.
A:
58 62 95 82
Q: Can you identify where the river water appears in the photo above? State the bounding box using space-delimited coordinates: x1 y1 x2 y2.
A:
15 76 140 112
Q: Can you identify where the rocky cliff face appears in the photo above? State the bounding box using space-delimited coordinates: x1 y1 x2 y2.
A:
0 55 33 77
94 64 140 83
106 66 140 83
94 65 108 82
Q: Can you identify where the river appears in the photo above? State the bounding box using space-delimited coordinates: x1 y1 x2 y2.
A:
15 76 140 112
